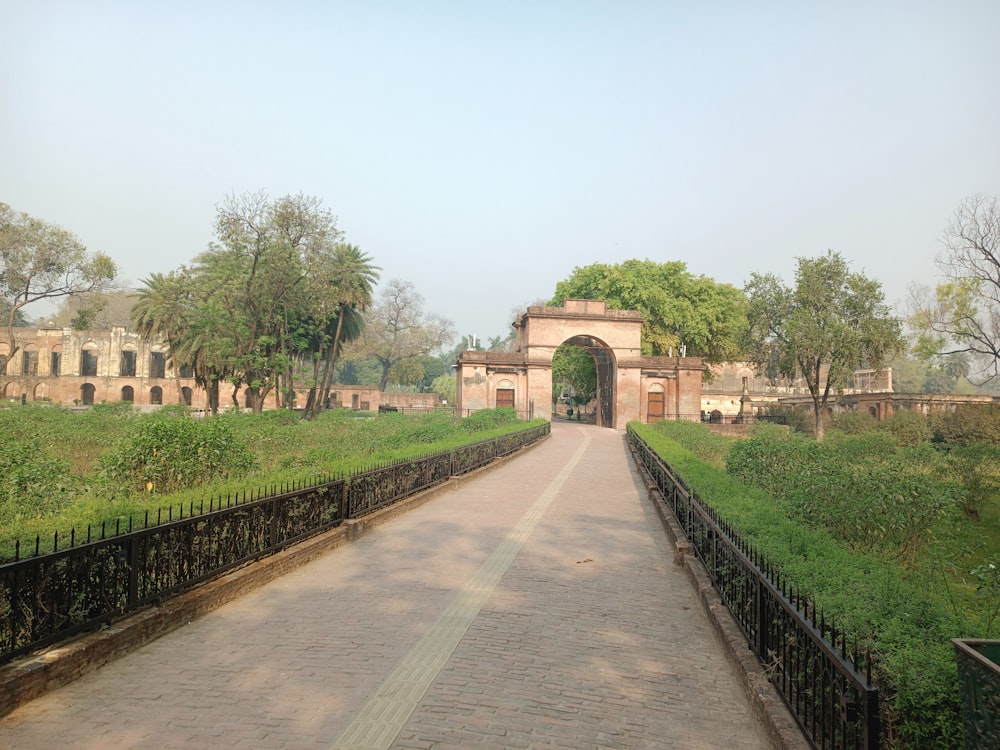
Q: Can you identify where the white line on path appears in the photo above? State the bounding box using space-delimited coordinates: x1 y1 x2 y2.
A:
328 431 592 750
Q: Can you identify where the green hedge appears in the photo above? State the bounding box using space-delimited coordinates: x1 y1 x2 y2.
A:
630 422 966 749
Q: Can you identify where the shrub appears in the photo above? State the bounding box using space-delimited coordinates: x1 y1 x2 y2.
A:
941 443 1000 521
461 407 519 432
831 410 878 434
879 410 932 446
930 404 1000 445
99 412 258 495
0 437 78 524
651 420 734 469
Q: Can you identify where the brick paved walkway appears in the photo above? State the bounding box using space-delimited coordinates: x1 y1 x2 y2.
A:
0 422 775 749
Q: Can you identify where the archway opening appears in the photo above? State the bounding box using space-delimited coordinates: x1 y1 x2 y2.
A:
552 336 615 427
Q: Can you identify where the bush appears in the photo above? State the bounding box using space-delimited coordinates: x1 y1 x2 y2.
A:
0 436 78 524
99 412 258 495
879 410 932 446
461 407 519 432
930 404 1000 445
941 443 1000 521
831 410 879 434
651 420 734 469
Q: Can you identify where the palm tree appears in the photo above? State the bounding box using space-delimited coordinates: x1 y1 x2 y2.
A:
307 244 379 418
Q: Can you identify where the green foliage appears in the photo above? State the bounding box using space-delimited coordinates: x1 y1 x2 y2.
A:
930 404 1000 445
99 412 258 495
429 374 456 403
729 428 956 558
552 343 597 406
941 443 1000 522
830 410 879 434
632 422 966 747
649 420 735 469
744 251 904 438
460 407 520 432
550 259 747 361
0 432 78 525
879 410 932 447
759 403 814 434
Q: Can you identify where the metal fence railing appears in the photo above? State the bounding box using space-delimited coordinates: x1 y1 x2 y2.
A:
627 425 880 750
0 423 550 666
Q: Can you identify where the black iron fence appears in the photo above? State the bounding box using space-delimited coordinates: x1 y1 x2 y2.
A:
0 423 550 666
627 426 880 750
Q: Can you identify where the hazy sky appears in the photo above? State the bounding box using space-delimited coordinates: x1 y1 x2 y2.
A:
3 1 999 345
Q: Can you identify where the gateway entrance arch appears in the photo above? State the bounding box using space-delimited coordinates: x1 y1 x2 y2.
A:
455 300 704 429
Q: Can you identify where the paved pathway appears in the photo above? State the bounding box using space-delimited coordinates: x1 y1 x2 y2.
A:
0 422 774 749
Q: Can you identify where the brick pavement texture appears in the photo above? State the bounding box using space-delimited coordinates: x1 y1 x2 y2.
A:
0 422 776 750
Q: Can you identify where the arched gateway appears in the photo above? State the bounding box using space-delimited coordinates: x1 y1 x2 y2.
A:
455 299 704 429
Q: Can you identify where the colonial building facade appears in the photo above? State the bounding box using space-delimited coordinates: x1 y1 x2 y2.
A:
1 324 197 408
1 325 445 412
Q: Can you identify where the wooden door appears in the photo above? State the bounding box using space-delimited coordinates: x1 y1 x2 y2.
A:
496 388 515 410
647 391 665 423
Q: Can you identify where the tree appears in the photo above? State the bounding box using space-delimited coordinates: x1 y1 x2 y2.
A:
550 259 747 361
429 373 456 403
305 243 379 418
0 203 116 373
910 194 1000 383
53 289 137 329
551 343 597 414
354 279 456 391
195 192 345 413
745 251 904 440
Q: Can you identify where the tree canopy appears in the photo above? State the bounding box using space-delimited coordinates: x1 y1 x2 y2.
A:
0 203 117 371
909 194 1000 384
550 259 747 361
130 192 377 414
744 250 904 439
351 279 456 392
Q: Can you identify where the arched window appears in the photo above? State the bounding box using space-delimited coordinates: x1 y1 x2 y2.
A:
181 386 192 406
33 383 46 401
121 385 134 402
81 383 96 405
150 386 163 405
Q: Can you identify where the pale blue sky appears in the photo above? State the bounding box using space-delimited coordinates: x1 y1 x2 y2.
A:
3 1 998 345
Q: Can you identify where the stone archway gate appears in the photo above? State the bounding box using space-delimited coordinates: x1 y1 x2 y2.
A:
455 299 704 429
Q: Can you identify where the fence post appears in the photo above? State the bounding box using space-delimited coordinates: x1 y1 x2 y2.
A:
126 535 139 608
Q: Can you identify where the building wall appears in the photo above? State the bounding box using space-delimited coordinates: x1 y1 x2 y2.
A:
2 326 202 408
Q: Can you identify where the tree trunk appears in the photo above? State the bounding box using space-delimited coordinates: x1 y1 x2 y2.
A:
312 307 345 419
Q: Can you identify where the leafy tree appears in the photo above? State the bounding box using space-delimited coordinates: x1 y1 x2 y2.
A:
550 259 747 361
744 251 904 440
354 279 456 391
429 373 456 403
0 203 117 372
910 194 1000 383
52 289 137 330
0 297 27 328
304 243 380 418
132 270 233 413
